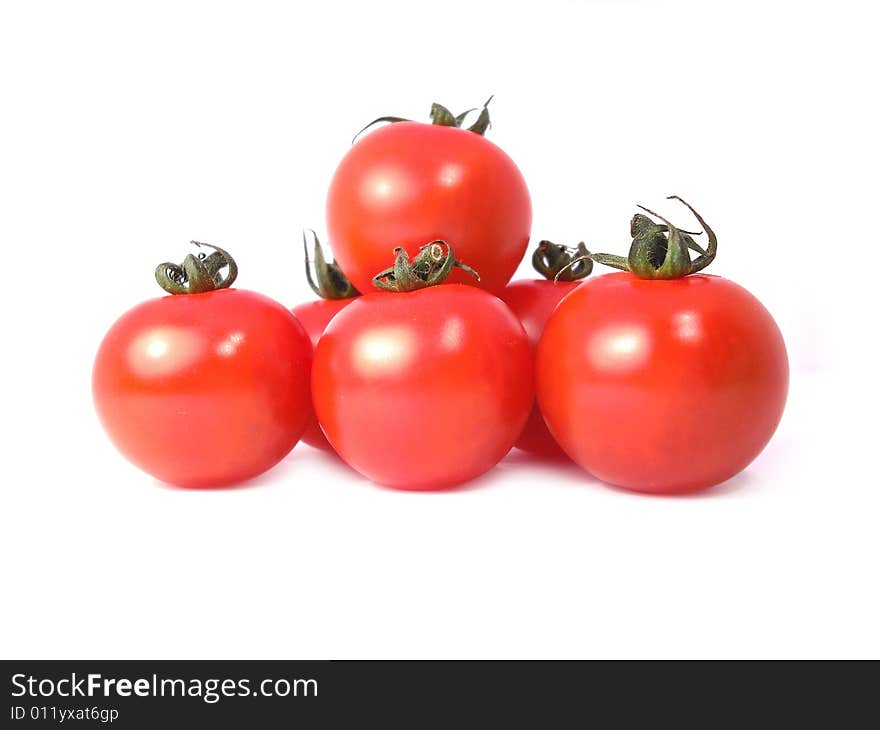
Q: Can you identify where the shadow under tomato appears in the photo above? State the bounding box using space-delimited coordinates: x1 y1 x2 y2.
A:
152 440 358 492
502 448 585 472
151 443 759 497
154 476 270 492
661 469 756 500
496 448 603 487
586 467 757 500
499 448 757 499
362 454 530 495
289 440 359 472
367 471 504 495
398 449 595 495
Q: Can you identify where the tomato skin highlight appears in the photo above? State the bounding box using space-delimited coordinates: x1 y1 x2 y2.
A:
536 272 789 494
291 297 354 451
93 289 312 487
326 121 532 295
500 279 582 457
311 285 533 490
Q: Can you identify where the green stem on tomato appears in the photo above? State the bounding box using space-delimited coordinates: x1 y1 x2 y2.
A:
155 241 238 294
532 240 592 282
372 241 480 292
303 230 360 300
588 196 717 280
353 96 494 143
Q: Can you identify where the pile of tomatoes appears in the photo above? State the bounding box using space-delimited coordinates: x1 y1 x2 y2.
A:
93 100 788 495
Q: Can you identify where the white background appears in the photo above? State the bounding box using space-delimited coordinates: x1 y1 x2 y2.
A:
0 0 876 659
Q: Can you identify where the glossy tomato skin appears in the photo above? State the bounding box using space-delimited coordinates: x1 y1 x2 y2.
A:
291 298 354 451
312 285 533 490
536 272 788 494
326 122 531 295
500 279 582 457
93 289 312 487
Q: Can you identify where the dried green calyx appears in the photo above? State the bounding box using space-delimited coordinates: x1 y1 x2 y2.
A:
155 241 238 294
590 196 717 279
303 230 360 300
353 96 494 143
532 240 593 282
372 241 479 293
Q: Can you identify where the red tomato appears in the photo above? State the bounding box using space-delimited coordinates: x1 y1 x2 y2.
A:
94 289 312 487
312 285 533 489
291 297 353 451
326 121 531 294
536 273 788 494
500 279 582 457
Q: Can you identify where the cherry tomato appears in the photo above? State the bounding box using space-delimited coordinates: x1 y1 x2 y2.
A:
291 297 352 451
536 272 789 493
500 241 593 457
292 231 360 452
326 113 531 295
312 284 533 489
501 279 582 457
93 246 312 487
